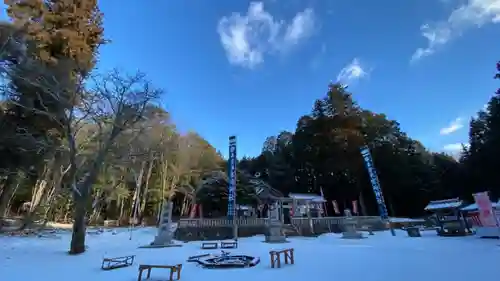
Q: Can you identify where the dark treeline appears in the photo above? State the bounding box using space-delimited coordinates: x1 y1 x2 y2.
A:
238 65 500 218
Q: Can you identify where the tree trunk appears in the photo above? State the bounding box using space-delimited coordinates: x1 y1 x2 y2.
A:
0 173 18 218
70 196 87 254
6 182 20 217
180 197 188 216
119 197 125 222
90 206 103 224
387 195 396 217
39 186 57 226
68 115 126 253
139 160 154 223
359 191 367 216
69 139 113 254
39 163 68 225
90 190 102 224
20 165 57 230
130 161 146 225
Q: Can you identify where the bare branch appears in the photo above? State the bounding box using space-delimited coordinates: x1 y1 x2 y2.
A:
3 60 163 194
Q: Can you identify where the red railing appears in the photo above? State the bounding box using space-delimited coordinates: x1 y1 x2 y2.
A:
466 210 500 227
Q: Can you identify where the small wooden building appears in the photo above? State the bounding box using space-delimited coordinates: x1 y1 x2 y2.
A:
287 193 326 218
424 198 473 236
266 193 324 224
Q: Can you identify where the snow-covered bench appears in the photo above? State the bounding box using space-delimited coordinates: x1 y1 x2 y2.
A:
138 264 182 281
101 255 135 270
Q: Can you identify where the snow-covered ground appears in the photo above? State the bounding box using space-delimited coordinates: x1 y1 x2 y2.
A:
2 228 500 281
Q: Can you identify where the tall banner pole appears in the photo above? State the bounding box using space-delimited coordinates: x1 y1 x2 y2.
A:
360 145 395 236
228 136 238 239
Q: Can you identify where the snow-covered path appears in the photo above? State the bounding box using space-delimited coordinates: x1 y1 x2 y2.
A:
1 229 499 281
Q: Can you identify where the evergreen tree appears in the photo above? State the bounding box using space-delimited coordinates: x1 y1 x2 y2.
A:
4 0 105 254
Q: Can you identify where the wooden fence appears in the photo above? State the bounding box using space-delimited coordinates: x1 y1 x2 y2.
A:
178 216 385 228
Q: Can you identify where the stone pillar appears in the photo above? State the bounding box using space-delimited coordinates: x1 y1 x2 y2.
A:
150 201 179 247
280 200 284 224
341 209 364 239
306 200 313 233
265 201 287 243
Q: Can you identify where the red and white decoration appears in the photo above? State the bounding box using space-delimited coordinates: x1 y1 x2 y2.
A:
189 204 198 218
352 200 358 214
474 192 498 227
464 192 500 238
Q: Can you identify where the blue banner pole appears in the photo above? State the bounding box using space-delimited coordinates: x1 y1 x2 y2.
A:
228 136 238 239
360 145 395 236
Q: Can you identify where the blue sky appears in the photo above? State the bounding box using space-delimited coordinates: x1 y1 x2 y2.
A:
2 0 500 158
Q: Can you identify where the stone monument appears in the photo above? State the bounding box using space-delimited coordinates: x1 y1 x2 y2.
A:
149 201 181 247
341 209 364 239
265 202 288 243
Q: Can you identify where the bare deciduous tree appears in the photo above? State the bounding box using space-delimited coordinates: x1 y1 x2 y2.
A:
4 64 162 254
68 70 162 254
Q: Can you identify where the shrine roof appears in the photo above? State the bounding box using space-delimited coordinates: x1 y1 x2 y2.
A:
288 193 326 202
461 200 500 211
424 198 464 211
389 217 426 223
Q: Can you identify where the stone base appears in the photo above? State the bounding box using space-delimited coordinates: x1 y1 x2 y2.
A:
341 231 365 239
265 224 287 243
151 230 175 243
175 226 265 241
140 243 182 248
264 235 288 243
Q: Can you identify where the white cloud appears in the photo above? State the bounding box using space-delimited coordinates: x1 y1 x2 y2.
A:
336 58 369 85
440 117 464 135
411 0 500 61
283 9 315 44
217 2 315 68
443 143 468 151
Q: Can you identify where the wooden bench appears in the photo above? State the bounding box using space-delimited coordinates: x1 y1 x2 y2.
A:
201 242 218 249
138 264 182 281
101 255 135 270
220 240 237 249
187 254 210 262
269 248 294 268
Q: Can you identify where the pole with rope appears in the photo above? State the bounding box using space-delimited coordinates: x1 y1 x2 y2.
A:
228 136 238 240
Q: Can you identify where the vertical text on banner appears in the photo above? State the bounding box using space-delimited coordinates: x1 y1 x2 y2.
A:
360 146 389 219
227 136 237 220
473 191 498 227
